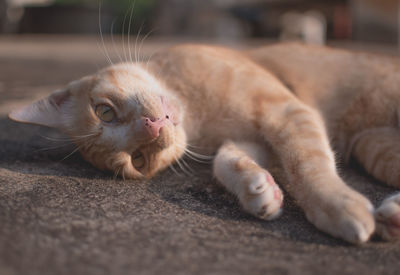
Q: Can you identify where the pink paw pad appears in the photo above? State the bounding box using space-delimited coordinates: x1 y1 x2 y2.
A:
242 171 284 221
274 189 282 200
265 172 275 186
375 194 400 241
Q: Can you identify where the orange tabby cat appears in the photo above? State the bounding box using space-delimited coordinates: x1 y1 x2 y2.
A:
9 42 400 244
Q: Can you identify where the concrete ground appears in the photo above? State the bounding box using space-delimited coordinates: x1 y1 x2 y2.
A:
1 35 400 275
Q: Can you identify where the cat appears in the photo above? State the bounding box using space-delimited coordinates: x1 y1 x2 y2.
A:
8 42 400 244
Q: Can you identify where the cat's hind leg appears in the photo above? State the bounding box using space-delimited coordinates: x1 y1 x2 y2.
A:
350 127 400 188
213 140 283 220
348 128 400 240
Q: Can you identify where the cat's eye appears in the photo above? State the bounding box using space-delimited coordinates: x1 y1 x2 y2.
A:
132 152 145 169
95 104 116 122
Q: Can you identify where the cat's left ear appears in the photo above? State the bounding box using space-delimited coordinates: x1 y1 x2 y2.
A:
8 87 72 129
9 76 93 129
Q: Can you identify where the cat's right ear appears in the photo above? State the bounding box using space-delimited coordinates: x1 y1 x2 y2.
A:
8 87 72 129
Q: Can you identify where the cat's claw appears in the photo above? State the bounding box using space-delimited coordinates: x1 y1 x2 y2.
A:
375 193 400 241
240 171 283 220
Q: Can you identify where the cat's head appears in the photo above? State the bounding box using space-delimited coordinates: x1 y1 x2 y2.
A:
9 63 186 179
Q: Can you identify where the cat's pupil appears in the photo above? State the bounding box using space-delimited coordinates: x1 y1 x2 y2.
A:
166 115 169 119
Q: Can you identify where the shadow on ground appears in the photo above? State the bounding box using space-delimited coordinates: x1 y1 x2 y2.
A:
2 116 400 275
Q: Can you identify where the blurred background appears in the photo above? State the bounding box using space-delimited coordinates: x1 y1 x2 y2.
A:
0 0 399 46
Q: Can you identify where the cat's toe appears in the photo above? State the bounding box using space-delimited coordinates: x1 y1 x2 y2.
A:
241 172 283 220
305 186 375 244
375 193 400 241
247 171 275 194
341 215 373 243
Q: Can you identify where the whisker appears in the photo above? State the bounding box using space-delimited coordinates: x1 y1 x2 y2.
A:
38 135 71 142
38 133 98 143
180 157 195 174
98 3 113 66
145 50 157 71
185 148 214 159
135 22 144 63
174 143 214 161
185 152 213 163
113 166 121 180
70 133 99 138
122 168 126 180
58 132 99 162
127 0 136 63
34 143 74 153
36 132 99 157
110 18 123 63
186 143 208 149
175 156 193 177
183 151 213 164
138 28 155 64
169 162 183 177
60 144 83 162
144 43 167 79
121 3 130 63
173 143 212 164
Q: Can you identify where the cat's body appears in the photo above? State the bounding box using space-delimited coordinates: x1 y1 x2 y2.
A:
9 42 400 244
250 44 400 159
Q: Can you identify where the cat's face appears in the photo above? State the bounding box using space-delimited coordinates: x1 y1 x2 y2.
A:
9 63 187 179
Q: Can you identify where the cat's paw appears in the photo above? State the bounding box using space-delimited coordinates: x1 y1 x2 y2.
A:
239 171 283 220
305 184 375 244
375 193 400 241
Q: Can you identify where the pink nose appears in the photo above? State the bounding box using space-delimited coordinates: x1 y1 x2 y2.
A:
143 117 165 139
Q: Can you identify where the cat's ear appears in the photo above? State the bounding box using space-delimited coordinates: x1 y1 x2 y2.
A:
9 76 93 129
8 87 72 129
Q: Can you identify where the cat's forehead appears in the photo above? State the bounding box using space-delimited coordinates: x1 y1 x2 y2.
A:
93 63 162 97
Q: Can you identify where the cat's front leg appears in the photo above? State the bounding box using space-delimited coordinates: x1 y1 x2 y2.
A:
213 140 283 220
255 95 375 243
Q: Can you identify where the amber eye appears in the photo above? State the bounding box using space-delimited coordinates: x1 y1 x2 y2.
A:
95 104 116 122
132 152 145 169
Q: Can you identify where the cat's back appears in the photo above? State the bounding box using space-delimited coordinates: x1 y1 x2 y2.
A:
247 42 400 149
248 42 400 107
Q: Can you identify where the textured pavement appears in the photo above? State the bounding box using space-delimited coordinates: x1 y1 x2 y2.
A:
1 35 400 275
